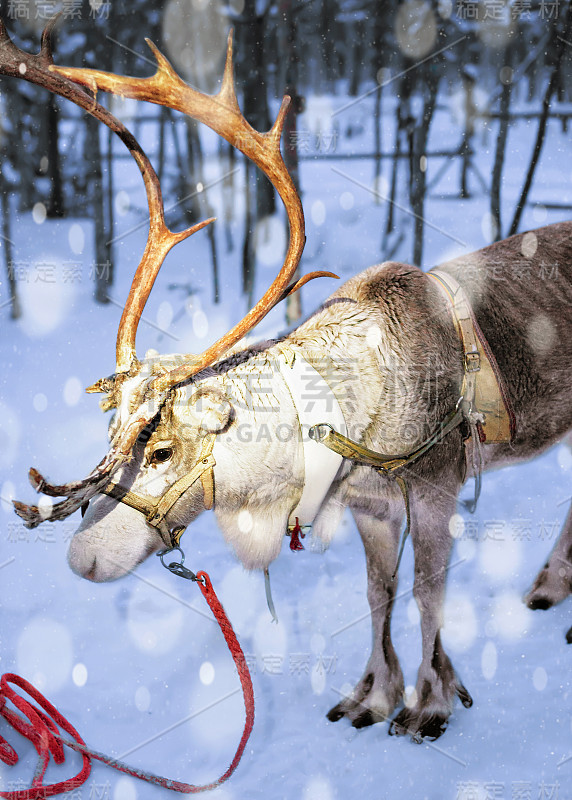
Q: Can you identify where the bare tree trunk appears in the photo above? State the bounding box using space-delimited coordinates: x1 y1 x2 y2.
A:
46 95 64 218
509 3 572 236
221 138 235 253
373 82 383 200
411 72 439 266
106 125 114 286
385 70 413 244
384 111 402 238
158 106 167 185
348 21 365 96
459 73 476 199
234 2 274 311
85 116 111 304
318 0 335 91
240 2 275 220
242 160 255 307
185 119 219 304
372 3 386 198
490 50 514 241
172 110 201 224
81 13 114 303
280 0 303 326
12 91 36 212
0 167 21 319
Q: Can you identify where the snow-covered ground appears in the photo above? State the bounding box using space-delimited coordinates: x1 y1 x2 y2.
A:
1 82 572 800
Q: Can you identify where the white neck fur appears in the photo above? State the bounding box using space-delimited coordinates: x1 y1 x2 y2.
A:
278 352 347 527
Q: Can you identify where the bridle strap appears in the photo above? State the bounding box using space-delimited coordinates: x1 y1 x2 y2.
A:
147 434 216 523
101 433 216 545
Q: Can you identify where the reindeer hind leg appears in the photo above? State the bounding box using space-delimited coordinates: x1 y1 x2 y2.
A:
525 495 572 639
525 461 572 612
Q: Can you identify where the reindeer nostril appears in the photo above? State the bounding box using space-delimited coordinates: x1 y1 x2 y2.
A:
85 559 98 582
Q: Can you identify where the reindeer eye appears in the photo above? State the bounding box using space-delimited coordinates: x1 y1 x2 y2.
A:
151 447 173 464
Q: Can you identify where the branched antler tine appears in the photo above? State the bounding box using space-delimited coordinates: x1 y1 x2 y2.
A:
39 12 60 61
276 271 340 304
13 474 109 528
115 210 214 373
13 443 131 527
50 31 311 392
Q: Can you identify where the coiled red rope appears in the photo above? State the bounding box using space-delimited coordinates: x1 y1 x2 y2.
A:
0 571 254 798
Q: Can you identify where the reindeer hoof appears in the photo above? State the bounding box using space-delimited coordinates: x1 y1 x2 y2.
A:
527 595 553 611
389 708 449 742
456 683 473 708
351 710 376 729
326 669 403 728
326 702 385 728
525 564 572 611
326 704 346 723
566 626 572 644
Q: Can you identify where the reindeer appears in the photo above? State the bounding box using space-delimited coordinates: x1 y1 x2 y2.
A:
3 19 572 743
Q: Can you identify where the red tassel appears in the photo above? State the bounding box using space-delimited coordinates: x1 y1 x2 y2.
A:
288 518 305 551
476 420 486 443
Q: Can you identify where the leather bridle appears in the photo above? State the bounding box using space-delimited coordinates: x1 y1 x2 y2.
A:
100 432 216 548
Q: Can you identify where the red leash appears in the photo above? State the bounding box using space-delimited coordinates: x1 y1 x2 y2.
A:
0 569 255 798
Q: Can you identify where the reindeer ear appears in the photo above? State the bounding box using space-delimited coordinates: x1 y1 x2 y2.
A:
191 387 233 433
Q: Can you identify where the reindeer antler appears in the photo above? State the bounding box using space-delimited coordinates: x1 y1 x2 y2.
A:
3 20 337 526
52 31 336 385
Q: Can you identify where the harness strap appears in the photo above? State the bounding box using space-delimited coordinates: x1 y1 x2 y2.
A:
393 475 411 579
428 269 516 442
310 407 466 578
263 567 279 624
310 268 515 574
429 270 481 415
463 418 483 513
309 407 465 474
101 433 216 546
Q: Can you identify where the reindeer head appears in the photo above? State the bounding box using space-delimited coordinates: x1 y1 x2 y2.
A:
67 369 230 582
2 19 336 581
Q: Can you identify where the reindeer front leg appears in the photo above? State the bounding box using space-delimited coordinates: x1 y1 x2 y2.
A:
327 506 405 727
389 479 472 741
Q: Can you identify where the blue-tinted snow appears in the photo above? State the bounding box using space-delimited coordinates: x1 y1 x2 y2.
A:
1 88 571 799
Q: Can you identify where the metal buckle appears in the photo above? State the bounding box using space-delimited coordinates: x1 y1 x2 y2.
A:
465 351 480 373
157 546 203 582
308 423 334 442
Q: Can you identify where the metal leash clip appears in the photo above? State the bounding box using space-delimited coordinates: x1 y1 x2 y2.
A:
157 546 204 582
